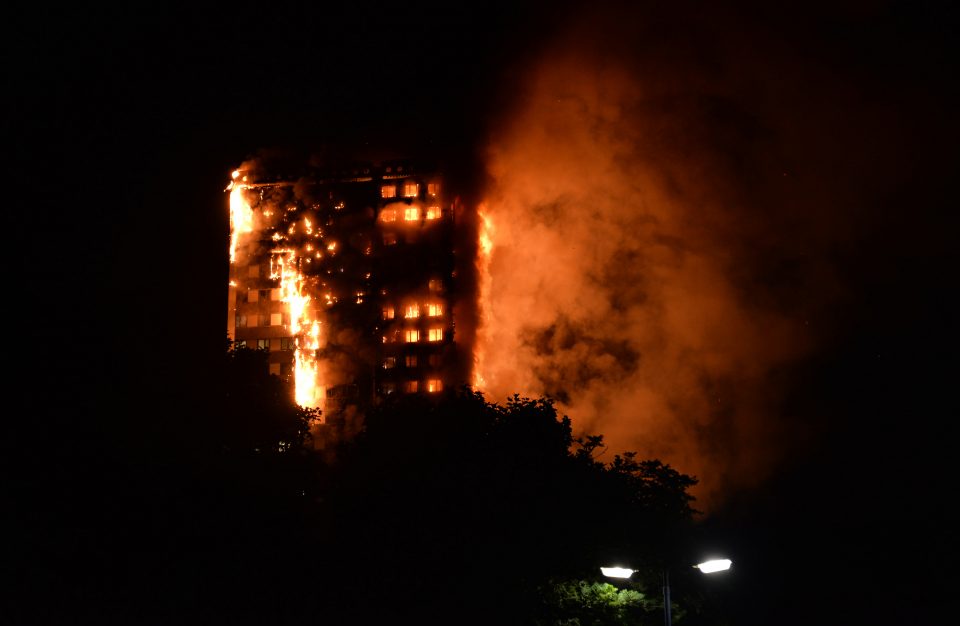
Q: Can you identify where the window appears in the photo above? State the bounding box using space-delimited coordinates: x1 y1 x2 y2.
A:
381 184 396 198
405 329 420 343
380 209 396 223
428 328 444 342
269 363 281 375
247 315 258 327
236 314 248 328
270 313 282 326
425 205 441 220
382 382 396 395
427 303 443 317
404 304 419 319
260 289 271 301
280 337 296 351
270 288 281 301
404 380 419 393
382 306 395 320
404 207 420 221
405 354 418 368
429 354 442 368
247 264 260 278
248 290 259 303
280 362 293 377
383 233 398 245
235 339 248 348
429 279 443 292
383 357 396 369
403 182 419 198
427 182 440 196
257 338 270 350
427 379 443 393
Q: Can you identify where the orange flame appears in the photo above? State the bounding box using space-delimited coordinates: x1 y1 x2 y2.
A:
473 206 495 389
229 185 253 263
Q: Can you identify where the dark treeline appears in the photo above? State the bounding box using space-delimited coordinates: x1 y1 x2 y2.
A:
11 344 730 625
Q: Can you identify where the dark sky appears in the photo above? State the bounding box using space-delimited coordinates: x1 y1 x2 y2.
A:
11 1 958 623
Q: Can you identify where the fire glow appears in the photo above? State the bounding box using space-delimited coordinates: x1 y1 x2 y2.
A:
228 180 325 409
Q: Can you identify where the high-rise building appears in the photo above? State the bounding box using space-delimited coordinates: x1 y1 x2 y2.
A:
226 159 470 429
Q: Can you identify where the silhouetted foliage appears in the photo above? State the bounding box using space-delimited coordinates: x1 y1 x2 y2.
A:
17 343 701 626
218 339 320 454
318 388 700 624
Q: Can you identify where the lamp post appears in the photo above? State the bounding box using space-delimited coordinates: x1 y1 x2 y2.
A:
601 558 731 626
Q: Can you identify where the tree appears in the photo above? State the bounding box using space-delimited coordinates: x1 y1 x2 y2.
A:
317 388 700 624
217 339 320 455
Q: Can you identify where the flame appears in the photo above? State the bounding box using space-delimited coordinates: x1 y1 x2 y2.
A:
273 250 324 408
473 206 495 389
229 185 254 263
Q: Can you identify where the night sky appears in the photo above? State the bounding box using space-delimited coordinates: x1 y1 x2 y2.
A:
11 1 958 623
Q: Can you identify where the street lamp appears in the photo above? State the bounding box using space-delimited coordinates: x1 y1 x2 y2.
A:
601 558 731 626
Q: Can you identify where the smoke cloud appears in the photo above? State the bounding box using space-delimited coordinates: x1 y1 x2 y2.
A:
473 5 898 505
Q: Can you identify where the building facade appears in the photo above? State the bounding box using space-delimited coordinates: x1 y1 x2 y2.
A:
226 159 466 425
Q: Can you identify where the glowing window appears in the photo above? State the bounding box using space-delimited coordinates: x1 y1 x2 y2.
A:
427 182 439 196
425 206 441 220
428 328 444 342
405 329 420 343
380 209 396 222
383 357 396 369
236 315 248 328
381 184 396 198
235 339 247 348
404 380 419 393
257 338 270 350
427 379 443 393
270 313 282 326
383 306 395 320
405 355 418 368
404 207 420 221
248 290 259 303
403 182 419 197
247 315 258 327
427 304 443 317
404 305 419 319
270 288 281 301
280 337 296 350
428 279 443 292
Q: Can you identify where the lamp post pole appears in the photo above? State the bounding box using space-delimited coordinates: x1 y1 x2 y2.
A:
662 569 671 626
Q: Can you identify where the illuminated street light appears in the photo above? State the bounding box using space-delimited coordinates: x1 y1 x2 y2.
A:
694 558 732 574
601 557 732 626
599 566 635 579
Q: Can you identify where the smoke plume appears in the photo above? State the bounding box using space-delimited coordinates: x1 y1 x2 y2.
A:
473 7 887 504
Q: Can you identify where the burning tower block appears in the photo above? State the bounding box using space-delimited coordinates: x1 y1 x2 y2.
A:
226 160 465 431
